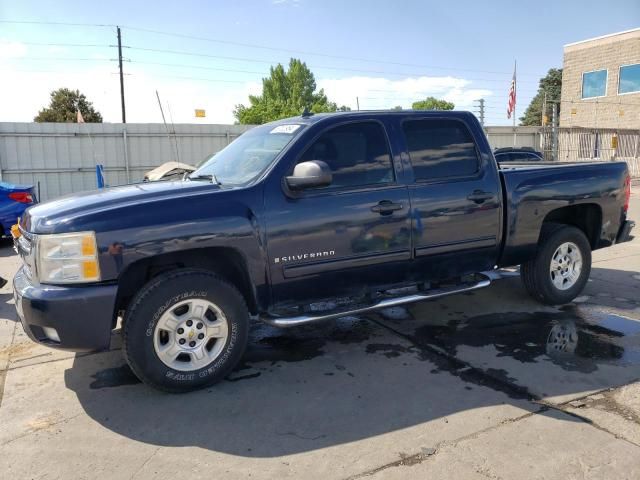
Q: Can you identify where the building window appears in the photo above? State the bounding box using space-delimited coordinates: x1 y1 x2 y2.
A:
582 69 607 98
619 64 640 94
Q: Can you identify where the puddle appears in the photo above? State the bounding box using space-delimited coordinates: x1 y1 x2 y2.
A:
411 306 640 374
365 343 411 358
90 365 141 389
241 316 377 367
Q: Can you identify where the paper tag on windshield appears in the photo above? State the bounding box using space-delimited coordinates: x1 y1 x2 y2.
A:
270 124 301 134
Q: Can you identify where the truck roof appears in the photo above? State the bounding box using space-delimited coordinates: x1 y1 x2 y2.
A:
266 109 478 127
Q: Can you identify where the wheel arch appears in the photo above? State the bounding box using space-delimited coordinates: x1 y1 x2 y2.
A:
114 247 259 322
539 203 602 249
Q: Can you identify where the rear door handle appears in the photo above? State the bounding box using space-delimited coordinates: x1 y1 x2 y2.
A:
467 191 494 204
371 200 403 215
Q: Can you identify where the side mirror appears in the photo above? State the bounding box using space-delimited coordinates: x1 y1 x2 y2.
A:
285 160 332 190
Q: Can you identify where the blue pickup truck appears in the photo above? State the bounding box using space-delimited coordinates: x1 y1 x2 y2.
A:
13 111 634 392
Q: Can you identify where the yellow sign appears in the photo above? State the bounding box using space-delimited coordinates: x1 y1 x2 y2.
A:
611 135 618 149
542 115 548 125
570 108 577 116
195 109 206 118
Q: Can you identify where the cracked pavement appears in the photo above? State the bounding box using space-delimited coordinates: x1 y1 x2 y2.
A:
0 188 639 479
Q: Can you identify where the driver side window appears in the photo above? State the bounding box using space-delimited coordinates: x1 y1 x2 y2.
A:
299 121 394 189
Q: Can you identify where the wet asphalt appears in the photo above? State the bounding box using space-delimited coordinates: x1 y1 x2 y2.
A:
85 277 640 405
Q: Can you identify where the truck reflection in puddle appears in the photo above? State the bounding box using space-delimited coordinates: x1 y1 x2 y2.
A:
407 306 640 374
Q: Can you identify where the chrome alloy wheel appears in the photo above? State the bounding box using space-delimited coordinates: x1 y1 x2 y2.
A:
549 242 583 291
153 299 229 371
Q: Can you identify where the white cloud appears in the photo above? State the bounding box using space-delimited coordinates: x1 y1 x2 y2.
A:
319 75 492 111
0 56 491 123
0 40 27 59
0 62 262 124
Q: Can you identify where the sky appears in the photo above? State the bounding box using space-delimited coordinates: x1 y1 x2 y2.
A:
1 0 639 126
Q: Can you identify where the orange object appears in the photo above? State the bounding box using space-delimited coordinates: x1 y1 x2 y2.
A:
82 260 99 279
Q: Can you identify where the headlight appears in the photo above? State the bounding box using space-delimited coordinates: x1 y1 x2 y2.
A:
36 231 101 284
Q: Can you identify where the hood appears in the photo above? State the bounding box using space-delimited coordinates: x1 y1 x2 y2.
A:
23 180 221 233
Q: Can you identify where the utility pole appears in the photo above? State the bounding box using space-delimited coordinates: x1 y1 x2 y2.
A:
356 97 360 111
117 26 126 123
474 99 485 126
551 102 558 162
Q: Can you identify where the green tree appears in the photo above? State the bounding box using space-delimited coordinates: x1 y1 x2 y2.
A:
411 97 454 110
34 88 103 123
520 68 562 126
234 58 347 124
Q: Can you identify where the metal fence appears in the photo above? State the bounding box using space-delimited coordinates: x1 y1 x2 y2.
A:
543 127 640 178
484 126 542 150
1 122 637 203
0 122 253 201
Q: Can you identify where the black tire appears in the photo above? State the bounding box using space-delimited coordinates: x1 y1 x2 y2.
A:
521 224 592 305
123 268 249 393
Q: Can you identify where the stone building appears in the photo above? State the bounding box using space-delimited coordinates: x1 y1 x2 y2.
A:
560 28 640 129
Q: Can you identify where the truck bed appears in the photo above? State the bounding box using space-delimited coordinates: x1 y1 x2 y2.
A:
497 160 630 267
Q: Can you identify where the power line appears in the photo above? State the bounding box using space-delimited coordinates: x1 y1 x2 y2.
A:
124 46 540 84
12 56 116 62
0 20 115 28
18 42 113 48
118 24 543 78
1 19 547 80
127 73 250 85
130 60 265 76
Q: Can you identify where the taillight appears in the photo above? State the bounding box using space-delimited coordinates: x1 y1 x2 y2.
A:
8 192 33 204
623 174 631 214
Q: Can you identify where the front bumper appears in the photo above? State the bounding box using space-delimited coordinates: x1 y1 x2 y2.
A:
616 220 635 244
13 267 118 352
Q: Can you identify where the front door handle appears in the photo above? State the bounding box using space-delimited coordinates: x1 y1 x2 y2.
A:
371 200 403 215
467 191 494 204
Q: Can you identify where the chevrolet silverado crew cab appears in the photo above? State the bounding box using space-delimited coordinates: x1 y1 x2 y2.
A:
13 110 634 392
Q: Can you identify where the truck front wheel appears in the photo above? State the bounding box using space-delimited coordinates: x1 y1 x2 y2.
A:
123 269 249 392
521 225 592 305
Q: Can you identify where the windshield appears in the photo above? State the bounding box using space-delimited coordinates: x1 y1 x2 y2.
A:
190 123 304 185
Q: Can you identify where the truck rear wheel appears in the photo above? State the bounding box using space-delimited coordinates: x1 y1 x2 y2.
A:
521 224 591 305
122 269 249 393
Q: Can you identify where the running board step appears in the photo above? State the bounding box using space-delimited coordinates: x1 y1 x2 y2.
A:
260 273 491 328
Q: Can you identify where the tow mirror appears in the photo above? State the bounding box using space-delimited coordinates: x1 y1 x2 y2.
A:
285 160 332 190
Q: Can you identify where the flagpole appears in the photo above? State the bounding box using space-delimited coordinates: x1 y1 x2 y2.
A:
513 60 517 147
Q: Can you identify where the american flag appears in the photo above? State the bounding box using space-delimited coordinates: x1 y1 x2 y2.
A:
507 62 516 119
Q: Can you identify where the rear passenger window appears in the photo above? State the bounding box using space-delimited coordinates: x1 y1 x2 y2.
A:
403 119 479 180
299 122 394 189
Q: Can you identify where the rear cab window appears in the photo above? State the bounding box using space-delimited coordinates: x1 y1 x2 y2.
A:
402 119 480 181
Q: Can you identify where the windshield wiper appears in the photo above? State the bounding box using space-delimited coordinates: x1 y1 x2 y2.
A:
188 173 221 185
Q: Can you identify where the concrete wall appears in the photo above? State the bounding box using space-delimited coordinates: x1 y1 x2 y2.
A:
0 122 253 201
560 29 640 129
